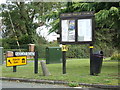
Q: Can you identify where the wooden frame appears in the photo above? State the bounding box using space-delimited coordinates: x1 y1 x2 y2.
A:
60 11 95 44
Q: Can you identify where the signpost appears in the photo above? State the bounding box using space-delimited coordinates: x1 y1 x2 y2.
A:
6 51 38 74
0 47 3 64
15 51 38 74
60 11 95 74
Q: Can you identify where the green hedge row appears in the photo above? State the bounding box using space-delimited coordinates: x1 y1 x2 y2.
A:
4 49 27 53
35 44 116 58
111 51 120 61
3 43 116 59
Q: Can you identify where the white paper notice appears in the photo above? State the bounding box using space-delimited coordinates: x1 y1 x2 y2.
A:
61 20 75 42
78 19 92 41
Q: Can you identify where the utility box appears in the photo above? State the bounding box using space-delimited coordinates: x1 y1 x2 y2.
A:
46 47 62 64
0 47 3 64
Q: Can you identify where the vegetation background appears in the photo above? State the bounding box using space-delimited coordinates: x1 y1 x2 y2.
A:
0 2 120 59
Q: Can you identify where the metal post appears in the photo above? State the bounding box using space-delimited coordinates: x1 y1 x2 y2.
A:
90 44 94 75
0 47 3 64
62 51 66 74
34 51 38 74
13 51 16 72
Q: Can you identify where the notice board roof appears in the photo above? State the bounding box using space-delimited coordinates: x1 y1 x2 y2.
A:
60 11 94 18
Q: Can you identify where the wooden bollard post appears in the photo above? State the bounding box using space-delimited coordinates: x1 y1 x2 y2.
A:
40 60 51 76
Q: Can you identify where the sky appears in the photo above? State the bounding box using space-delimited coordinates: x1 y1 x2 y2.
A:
0 0 6 4
36 26 57 42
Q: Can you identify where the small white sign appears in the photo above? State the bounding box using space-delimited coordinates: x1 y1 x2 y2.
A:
15 52 35 56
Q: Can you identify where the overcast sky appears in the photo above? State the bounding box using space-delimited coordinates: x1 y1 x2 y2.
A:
36 26 57 42
0 0 6 4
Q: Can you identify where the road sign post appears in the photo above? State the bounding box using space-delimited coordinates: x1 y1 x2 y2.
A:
62 50 66 74
61 45 68 74
6 51 27 72
34 51 38 74
0 47 3 64
89 44 94 75
13 51 16 72
14 51 38 74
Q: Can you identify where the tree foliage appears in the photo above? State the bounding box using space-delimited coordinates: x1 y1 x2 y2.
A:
1 2 120 52
1 2 60 46
42 2 120 51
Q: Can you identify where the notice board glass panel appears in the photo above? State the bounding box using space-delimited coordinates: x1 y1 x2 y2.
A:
61 20 75 42
77 19 92 41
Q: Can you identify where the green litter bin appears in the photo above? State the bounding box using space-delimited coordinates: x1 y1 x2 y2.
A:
46 47 62 64
0 47 3 64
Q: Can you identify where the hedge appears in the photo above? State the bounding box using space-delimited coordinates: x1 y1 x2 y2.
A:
3 43 116 59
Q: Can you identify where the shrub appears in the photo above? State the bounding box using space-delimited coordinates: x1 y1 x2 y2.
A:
111 51 120 61
35 42 59 58
68 82 79 87
66 45 89 58
4 49 27 53
35 44 47 58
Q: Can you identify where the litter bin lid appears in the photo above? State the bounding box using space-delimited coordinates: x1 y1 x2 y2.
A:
94 51 103 55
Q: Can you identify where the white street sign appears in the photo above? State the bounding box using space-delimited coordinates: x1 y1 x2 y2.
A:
15 52 35 56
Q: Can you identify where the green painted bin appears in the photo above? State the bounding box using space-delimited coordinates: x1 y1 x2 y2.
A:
0 47 3 64
46 47 62 64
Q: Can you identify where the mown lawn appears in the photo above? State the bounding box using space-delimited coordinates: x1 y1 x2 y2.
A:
0 58 119 85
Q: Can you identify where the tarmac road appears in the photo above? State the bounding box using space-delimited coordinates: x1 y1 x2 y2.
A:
1 80 69 88
1 80 105 90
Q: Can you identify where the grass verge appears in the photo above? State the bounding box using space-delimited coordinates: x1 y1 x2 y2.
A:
0 58 119 85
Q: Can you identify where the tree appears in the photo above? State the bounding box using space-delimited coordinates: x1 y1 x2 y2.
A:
42 2 120 51
1 2 60 46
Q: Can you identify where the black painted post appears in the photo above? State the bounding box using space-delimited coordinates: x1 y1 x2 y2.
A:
13 51 17 72
34 51 38 74
90 44 94 75
62 51 66 74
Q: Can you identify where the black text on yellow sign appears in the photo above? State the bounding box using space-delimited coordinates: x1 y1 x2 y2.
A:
6 56 27 67
62 45 68 51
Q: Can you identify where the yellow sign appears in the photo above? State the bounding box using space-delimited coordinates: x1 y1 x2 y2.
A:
89 46 94 48
6 56 27 67
62 45 68 51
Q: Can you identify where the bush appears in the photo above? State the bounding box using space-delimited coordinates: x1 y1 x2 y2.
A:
35 44 47 58
35 43 117 59
4 49 27 53
66 45 89 58
111 51 120 61
68 82 79 87
35 42 59 58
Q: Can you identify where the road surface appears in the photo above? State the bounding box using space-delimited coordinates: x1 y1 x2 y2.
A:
0 80 104 90
1 80 69 88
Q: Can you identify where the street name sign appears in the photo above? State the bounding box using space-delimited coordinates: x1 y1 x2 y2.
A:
15 52 35 56
6 56 27 67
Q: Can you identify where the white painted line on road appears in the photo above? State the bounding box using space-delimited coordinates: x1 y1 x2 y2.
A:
73 87 82 88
